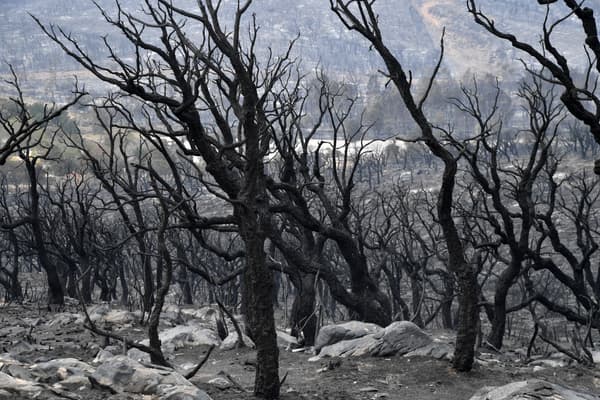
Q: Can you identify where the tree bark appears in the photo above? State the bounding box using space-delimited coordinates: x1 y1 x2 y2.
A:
289 271 317 346
239 215 279 399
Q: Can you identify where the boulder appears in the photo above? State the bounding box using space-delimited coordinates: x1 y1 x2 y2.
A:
30 358 94 381
0 371 44 398
180 306 219 322
93 348 119 364
404 341 454 360
127 348 151 363
592 350 600 364
45 312 80 327
53 375 90 391
220 331 255 351
375 321 432 356
91 355 212 399
159 384 213 400
317 321 432 358
318 334 380 358
315 321 383 352
277 330 299 348
469 380 598 400
141 322 220 350
87 304 139 326
208 377 232 390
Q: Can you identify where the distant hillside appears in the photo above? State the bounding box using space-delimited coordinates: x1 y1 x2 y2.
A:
1 0 599 88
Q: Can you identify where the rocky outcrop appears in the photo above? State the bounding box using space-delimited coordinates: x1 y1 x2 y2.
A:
316 321 432 358
0 371 44 398
469 380 598 400
219 331 255 351
91 355 212 399
315 321 383 352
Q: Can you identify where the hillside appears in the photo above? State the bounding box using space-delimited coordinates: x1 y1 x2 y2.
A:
1 0 599 87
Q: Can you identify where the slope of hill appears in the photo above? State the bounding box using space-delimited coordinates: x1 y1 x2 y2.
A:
1 1 598 88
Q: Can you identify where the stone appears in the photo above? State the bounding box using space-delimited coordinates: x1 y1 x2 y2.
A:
30 358 94 381
276 330 299 348
208 377 232 390
53 375 90 391
141 322 220 350
528 358 568 368
0 371 44 398
592 350 600 364
317 321 431 358
127 348 152 363
404 341 454 360
180 306 219 322
45 312 80 327
87 305 140 326
2 363 36 381
315 321 383 352
319 334 380 358
7 340 35 355
91 355 212 399
219 332 255 351
93 349 118 364
158 384 213 400
374 321 432 356
469 380 598 400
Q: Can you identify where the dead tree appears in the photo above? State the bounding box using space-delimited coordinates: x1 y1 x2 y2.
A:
34 1 298 396
447 76 564 349
468 0 600 172
330 0 479 371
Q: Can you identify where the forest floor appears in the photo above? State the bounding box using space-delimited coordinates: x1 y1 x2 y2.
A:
1 303 600 400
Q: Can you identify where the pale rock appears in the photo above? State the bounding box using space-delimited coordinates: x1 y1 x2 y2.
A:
220 331 255 351
93 348 118 364
0 371 43 398
591 350 600 364
0 326 26 337
30 358 94 380
404 341 454 360
276 330 298 348
2 364 35 381
53 375 90 391
208 377 232 390
319 334 380 358
128 348 151 363
315 321 383 352
317 321 431 358
0 354 19 364
45 312 80 327
528 358 568 368
103 309 139 325
87 304 139 326
375 321 432 356
469 380 598 400
91 355 212 399
180 306 219 322
141 322 220 350
7 340 35 355
157 384 213 400
161 305 185 325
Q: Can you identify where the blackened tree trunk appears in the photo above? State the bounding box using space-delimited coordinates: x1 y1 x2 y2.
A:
441 278 455 329
289 270 317 346
24 156 64 307
239 211 279 399
487 261 521 349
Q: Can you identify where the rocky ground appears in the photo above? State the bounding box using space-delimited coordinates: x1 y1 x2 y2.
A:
0 302 599 399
